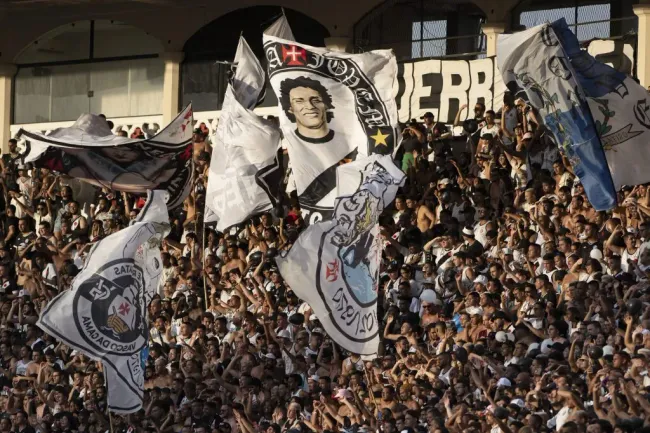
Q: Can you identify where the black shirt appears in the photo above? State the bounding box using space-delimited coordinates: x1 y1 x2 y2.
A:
429 140 452 159
430 122 449 138
4 216 17 244
16 425 36 433
463 240 484 259
14 231 36 251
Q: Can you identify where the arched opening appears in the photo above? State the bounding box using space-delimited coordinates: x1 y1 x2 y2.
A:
14 20 164 124
353 0 486 60
181 6 330 112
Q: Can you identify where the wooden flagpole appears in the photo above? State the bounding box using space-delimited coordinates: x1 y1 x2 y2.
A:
103 362 115 433
202 224 208 311
108 409 115 433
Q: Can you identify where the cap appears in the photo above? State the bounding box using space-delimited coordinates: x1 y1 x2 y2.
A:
263 353 276 360
277 330 291 339
495 331 507 343
590 248 604 260
438 178 451 185
421 112 434 119
527 342 540 354
462 227 475 237
334 388 353 400
511 398 525 408
473 275 488 285
603 345 615 356
497 377 512 388
503 248 513 255
523 132 534 140
289 313 304 325
638 348 650 357
420 289 438 305
481 133 494 140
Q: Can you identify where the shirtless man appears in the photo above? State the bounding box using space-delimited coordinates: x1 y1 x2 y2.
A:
376 385 400 415
25 349 44 377
220 245 246 276
145 357 173 389
415 200 436 234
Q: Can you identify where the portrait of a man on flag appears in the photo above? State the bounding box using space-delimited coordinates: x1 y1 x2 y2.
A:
264 34 399 224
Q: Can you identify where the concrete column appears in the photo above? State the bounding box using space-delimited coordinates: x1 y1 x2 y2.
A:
634 5 650 88
482 22 506 58
0 63 17 155
161 51 184 125
324 36 353 53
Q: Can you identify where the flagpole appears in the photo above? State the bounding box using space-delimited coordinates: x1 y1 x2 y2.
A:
202 224 208 311
108 409 115 433
103 362 115 433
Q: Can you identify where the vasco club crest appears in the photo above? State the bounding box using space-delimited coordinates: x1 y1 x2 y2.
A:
313 164 398 343
73 259 147 356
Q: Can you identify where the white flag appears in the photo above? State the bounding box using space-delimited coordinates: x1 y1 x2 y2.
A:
497 21 617 211
38 190 169 413
276 155 405 357
20 106 193 209
545 19 650 189
231 37 266 110
263 36 399 225
264 13 295 41
205 36 282 230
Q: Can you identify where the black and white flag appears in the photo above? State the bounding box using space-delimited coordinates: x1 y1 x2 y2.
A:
19 106 194 209
38 190 169 413
263 36 399 225
276 155 405 357
205 37 282 230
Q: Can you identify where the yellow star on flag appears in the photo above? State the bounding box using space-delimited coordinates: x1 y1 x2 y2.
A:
371 129 390 147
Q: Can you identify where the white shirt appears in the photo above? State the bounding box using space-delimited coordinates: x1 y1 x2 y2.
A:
480 123 500 138
549 405 572 431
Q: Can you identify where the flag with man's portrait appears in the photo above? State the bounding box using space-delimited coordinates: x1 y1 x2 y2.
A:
204 36 282 230
38 190 169 413
276 155 405 357
263 35 399 225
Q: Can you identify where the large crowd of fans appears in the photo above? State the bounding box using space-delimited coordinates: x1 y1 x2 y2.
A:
0 91 649 433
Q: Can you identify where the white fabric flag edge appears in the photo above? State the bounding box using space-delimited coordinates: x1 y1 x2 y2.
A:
263 13 295 41
232 36 266 110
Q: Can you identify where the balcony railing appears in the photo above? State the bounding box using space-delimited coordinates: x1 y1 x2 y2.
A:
10 106 281 147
